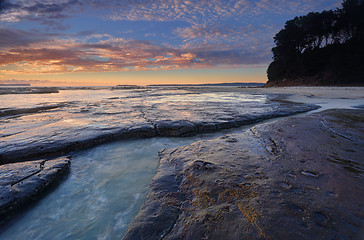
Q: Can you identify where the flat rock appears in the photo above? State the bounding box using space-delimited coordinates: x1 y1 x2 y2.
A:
156 120 197 137
0 157 71 219
123 109 364 240
0 89 319 163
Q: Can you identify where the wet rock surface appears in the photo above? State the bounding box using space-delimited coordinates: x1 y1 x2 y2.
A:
123 109 364 240
0 88 319 163
0 87 59 95
0 157 71 221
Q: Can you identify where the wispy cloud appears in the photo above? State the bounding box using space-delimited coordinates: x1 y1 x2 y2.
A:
0 0 341 76
107 0 341 23
0 28 47 47
0 0 87 29
0 27 269 74
1 0 342 24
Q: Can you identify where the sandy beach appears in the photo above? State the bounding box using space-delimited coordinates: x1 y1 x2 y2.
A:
187 86 364 111
251 86 364 111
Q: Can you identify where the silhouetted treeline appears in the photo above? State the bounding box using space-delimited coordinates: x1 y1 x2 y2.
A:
267 0 364 86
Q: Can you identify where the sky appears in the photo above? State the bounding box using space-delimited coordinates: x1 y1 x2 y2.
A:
0 0 342 86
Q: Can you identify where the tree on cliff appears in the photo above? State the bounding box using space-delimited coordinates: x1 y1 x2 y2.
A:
267 0 364 86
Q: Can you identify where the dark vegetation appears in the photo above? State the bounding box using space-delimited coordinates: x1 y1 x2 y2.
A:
267 0 364 86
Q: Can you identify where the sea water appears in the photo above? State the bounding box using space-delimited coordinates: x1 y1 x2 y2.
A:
1 136 229 239
0 86 304 239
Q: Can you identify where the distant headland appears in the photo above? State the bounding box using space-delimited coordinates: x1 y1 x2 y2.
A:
266 0 364 86
0 83 31 86
148 82 265 87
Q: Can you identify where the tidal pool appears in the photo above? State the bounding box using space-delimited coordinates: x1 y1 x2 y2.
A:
0 131 241 240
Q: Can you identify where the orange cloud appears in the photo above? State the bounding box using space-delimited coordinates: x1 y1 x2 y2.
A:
0 28 271 76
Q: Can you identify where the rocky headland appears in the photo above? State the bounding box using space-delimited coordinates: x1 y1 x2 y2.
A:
123 109 364 239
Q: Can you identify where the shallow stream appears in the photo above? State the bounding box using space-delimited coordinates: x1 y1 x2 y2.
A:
0 136 223 239
0 123 250 239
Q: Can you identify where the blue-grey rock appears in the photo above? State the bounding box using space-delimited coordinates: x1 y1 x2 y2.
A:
123 109 364 240
0 157 71 220
0 99 319 163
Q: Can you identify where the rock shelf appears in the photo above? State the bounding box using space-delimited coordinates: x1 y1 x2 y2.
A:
0 157 71 222
123 109 364 240
0 100 319 163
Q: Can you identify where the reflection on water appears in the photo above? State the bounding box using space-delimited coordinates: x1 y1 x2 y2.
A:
1 88 271 159
153 92 266 103
0 88 140 109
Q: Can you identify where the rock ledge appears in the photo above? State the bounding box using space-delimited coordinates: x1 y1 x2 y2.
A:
123 109 364 240
0 157 71 221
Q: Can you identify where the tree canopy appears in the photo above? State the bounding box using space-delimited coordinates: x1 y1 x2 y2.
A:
267 0 364 86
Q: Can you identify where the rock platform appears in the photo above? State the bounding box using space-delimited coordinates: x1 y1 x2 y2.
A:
1 93 319 163
0 91 319 229
123 109 364 240
0 157 71 222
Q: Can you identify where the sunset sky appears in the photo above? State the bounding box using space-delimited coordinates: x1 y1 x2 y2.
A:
0 0 341 86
